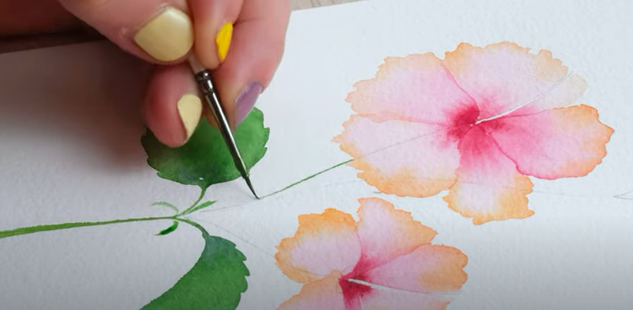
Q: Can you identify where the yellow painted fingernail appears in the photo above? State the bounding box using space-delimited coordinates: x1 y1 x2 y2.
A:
134 8 193 62
215 23 233 63
176 94 202 142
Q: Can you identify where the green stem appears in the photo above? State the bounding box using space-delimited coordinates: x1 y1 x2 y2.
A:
0 159 352 240
262 159 353 199
0 216 174 240
178 187 207 216
175 218 207 234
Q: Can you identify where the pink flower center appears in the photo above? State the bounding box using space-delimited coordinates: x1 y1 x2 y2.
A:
447 105 480 140
339 270 372 307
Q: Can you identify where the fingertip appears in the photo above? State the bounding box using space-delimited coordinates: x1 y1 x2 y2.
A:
133 7 194 63
59 0 194 64
144 63 202 147
176 94 203 142
189 0 242 70
212 1 290 128
233 81 263 127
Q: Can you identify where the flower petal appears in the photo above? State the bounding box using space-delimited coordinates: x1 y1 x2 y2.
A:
443 127 534 224
333 116 461 197
359 288 450 310
354 198 437 271
364 244 467 293
443 42 586 119
275 209 361 283
347 53 477 124
277 271 347 310
487 105 613 179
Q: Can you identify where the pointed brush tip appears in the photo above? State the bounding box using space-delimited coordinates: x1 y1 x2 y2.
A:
249 184 259 199
243 176 259 199
250 187 260 200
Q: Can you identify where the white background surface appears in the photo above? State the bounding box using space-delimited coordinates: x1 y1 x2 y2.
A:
1 0 633 309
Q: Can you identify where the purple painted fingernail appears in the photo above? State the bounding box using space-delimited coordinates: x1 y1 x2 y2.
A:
234 82 263 127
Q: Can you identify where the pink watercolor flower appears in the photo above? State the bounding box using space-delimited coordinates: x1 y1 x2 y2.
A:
275 198 467 310
334 42 613 224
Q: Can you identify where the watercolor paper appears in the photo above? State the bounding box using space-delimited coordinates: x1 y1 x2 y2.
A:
2 0 633 309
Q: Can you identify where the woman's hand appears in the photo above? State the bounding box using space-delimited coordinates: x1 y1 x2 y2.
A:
0 0 291 147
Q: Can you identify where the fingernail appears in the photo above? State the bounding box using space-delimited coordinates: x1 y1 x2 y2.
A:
177 94 202 142
134 8 193 62
234 82 263 126
216 23 233 63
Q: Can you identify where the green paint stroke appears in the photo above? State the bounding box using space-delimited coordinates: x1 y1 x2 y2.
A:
143 221 249 310
177 187 207 216
262 159 353 198
181 200 216 216
142 108 270 190
0 216 172 240
157 221 179 236
152 201 179 214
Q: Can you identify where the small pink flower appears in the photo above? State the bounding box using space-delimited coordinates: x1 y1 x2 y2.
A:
334 42 613 224
275 198 467 310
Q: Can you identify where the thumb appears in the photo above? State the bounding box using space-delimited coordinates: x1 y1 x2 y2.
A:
57 0 193 63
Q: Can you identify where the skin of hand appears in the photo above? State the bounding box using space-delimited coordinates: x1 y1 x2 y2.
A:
0 0 291 147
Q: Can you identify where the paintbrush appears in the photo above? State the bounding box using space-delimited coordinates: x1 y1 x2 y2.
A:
187 56 259 199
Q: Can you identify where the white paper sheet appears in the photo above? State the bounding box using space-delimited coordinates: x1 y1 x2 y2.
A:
2 0 633 309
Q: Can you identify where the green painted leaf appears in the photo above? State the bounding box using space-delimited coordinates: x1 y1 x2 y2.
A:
182 200 216 216
151 201 179 214
142 108 269 189
157 221 179 236
142 227 249 310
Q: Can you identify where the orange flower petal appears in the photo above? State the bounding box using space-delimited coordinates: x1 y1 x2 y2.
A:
354 198 437 271
277 271 346 310
443 42 587 119
487 105 614 179
364 244 467 293
334 116 460 197
444 127 534 224
275 209 361 283
347 53 477 124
